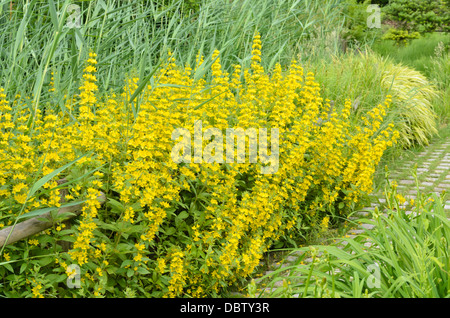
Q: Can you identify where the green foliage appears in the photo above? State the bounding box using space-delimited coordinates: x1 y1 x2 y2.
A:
371 33 450 124
371 32 450 73
427 42 450 123
158 0 201 15
382 28 420 46
0 0 448 299
307 50 439 149
356 0 389 6
340 0 383 45
384 0 449 34
0 0 347 108
255 168 450 298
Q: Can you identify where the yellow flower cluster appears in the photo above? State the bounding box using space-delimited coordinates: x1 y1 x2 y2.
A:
68 188 103 266
0 32 398 297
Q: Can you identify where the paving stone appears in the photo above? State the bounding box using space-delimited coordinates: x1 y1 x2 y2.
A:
348 229 365 235
360 223 375 230
284 256 298 263
399 179 415 185
421 182 434 187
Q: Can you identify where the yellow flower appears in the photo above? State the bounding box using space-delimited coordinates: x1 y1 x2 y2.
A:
0 35 400 297
320 216 330 230
123 206 135 223
28 239 39 246
32 284 44 298
396 194 406 205
157 258 166 274
96 267 103 277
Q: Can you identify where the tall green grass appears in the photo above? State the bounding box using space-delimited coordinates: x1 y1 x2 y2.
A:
371 32 450 75
305 50 439 149
372 33 450 123
0 0 346 114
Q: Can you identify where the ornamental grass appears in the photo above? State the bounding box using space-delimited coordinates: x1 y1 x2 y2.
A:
309 51 439 149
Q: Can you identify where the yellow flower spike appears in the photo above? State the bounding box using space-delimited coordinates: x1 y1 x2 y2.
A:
0 30 402 297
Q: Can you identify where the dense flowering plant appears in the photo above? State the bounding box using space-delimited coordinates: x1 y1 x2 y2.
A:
0 33 398 297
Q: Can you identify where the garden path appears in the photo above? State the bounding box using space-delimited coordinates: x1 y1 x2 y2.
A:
388 138 450 211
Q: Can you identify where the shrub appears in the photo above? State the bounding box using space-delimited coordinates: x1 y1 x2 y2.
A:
384 0 449 34
382 28 420 46
0 33 398 297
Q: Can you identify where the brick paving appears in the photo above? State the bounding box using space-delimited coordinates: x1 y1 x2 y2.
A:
388 140 450 211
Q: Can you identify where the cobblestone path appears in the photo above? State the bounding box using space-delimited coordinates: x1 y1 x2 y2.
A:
387 139 450 211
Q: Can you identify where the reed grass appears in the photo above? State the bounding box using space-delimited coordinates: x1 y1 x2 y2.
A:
0 0 346 115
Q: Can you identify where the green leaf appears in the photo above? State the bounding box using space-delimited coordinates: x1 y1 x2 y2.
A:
127 268 134 278
19 262 28 274
45 273 66 283
165 227 176 236
28 152 92 199
177 211 189 220
4 263 14 273
137 267 150 275
17 207 58 220
38 257 54 267
121 260 133 268
107 198 125 213
17 200 86 220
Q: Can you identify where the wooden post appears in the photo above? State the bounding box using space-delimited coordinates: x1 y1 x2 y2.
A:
0 192 106 248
